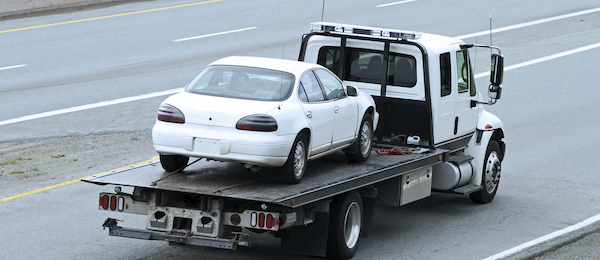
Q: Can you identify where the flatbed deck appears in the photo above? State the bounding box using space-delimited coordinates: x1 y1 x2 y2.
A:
83 149 447 208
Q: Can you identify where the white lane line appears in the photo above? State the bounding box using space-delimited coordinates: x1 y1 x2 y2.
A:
174 27 257 42
376 0 417 7
474 42 600 79
0 88 183 126
482 213 600 260
0 64 26 71
456 7 600 40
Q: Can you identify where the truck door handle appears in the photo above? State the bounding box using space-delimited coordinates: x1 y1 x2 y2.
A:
334 106 340 113
306 111 312 118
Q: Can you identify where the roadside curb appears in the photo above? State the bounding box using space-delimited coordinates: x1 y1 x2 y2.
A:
486 214 600 260
0 0 122 18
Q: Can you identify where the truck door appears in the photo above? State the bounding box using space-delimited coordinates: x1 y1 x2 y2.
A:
434 52 456 143
454 50 478 137
298 71 333 155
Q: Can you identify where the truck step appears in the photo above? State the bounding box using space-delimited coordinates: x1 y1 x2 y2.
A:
448 154 473 164
453 184 482 195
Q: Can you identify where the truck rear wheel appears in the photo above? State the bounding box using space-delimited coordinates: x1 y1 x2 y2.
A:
279 133 308 184
345 114 373 163
470 140 502 204
327 191 363 260
159 154 189 172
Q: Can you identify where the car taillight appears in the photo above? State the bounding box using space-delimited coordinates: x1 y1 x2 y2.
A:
236 115 277 132
157 104 185 124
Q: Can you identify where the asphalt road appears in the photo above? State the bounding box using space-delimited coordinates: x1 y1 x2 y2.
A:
1 0 600 259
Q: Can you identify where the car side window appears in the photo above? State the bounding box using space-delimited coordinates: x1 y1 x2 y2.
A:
314 69 346 100
299 72 325 102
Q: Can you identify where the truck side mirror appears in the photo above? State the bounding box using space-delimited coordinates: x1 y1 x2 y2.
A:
490 54 504 86
347 85 358 97
488 84 502 99
488 54 504 100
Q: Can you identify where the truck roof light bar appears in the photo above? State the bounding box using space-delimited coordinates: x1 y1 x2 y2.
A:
311 22 422 40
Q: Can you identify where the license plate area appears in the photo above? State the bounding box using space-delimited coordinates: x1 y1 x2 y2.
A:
194 138 219 154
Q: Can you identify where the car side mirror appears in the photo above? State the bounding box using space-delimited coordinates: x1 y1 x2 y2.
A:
346 86 358 97
490 54 504 86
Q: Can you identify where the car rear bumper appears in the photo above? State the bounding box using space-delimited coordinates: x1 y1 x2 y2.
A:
152 122 293 167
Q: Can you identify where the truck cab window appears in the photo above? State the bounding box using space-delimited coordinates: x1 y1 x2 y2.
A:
440 53 451 97
456 50 476 96
317 46 417 88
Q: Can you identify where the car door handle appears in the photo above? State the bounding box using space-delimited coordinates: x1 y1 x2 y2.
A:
334 106 340 113
306 111 312 118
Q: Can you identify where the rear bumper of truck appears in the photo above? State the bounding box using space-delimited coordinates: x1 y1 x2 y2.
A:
102 218 249 250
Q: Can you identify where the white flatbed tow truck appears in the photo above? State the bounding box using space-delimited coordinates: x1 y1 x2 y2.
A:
84 22 506 260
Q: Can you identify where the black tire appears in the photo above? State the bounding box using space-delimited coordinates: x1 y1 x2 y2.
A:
470 140 502 204
159 154 189 172
327 191 363 260
279 133 308 184
345 114 373 163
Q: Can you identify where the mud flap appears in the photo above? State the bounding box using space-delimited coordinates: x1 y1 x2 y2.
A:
280 211 330 257
360 196 376 238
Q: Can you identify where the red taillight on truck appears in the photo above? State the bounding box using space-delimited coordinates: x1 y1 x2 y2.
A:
157 104 185 124
110 196 117 211
101 195 109 210
236 114 277 132
99 194 126 212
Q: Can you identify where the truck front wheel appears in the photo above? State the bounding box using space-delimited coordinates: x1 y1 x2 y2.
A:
327 191 363 260
470 140 502 204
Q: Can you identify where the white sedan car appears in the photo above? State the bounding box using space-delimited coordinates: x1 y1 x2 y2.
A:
152 56 378 184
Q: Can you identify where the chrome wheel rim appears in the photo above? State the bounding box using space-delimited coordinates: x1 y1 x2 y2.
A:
343 202 361 249
484 151 501 193
293 141 306 178
359 121 372 156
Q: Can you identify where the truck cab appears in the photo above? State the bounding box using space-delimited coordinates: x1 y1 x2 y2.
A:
300 22 505 203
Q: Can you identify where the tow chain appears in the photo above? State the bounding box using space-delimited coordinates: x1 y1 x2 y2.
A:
376 147 429 155
150 158 203 186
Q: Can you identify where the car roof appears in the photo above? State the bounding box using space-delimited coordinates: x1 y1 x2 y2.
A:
209 56 322 74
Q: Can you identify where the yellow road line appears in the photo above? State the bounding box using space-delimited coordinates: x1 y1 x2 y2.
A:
0 157 159 203
0 0 222 34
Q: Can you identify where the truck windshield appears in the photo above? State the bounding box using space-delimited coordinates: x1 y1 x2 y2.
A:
185 65 295 101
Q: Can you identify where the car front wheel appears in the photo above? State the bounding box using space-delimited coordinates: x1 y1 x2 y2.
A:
279 133 308 184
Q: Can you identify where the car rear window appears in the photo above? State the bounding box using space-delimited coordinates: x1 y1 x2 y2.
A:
185 65 295 101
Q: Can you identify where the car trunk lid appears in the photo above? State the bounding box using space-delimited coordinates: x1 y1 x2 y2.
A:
165 92 280 127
